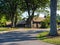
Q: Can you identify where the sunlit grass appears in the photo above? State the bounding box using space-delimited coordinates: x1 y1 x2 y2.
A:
0 27 17 31
37 31 60 45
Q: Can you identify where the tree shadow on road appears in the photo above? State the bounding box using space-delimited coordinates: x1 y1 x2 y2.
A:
0 30 47 43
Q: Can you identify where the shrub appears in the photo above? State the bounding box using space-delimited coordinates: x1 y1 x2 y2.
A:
40 15 50 28
40 21 48 28
0 16 7 27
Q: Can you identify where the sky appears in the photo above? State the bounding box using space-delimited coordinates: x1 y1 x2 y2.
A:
57 10 60 14
22 9 60 18
22 12 45 18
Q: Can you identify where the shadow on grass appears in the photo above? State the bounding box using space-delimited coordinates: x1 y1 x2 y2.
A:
37 31 50 40
0 30 48 43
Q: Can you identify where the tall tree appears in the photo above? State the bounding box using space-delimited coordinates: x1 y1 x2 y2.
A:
49 0 58 36
4 0 20 27
20 0 49 27
9 0 18 27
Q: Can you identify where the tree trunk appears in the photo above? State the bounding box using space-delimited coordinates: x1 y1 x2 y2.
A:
11 14 17 28
10 3 17 28
25 0 35 28
49 0 58 36
14 14 17 27
11 14 15 28
26 11 34 28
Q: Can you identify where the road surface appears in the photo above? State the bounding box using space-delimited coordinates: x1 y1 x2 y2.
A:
0 28 54 45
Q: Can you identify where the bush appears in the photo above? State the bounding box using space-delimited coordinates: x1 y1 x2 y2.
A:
40 21 48 28
40 15 50 28
0 16 7 27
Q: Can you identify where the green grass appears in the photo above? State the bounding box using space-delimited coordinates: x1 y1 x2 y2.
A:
0 27 17 31
37 31 60 45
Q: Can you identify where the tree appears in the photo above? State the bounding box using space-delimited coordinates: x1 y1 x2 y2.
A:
0 0 49 27
0 0 20 27
49 0 58 36
0 0 10 26
0 0 25 27
19 0 49 27
7 0 19 27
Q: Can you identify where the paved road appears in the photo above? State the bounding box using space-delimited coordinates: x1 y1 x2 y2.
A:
0 29 54 45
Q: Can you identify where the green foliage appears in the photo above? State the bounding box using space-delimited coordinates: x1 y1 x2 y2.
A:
57 14 60 22
44 14 60 24
44 15 50 23
0 0 50 27
19 0 49 11
44 15 50 28
0 16 7 27
40 15 50 28
40 21 48 28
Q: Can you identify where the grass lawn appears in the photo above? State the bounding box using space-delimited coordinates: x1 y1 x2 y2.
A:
37 31 60 45
0 27 18 31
